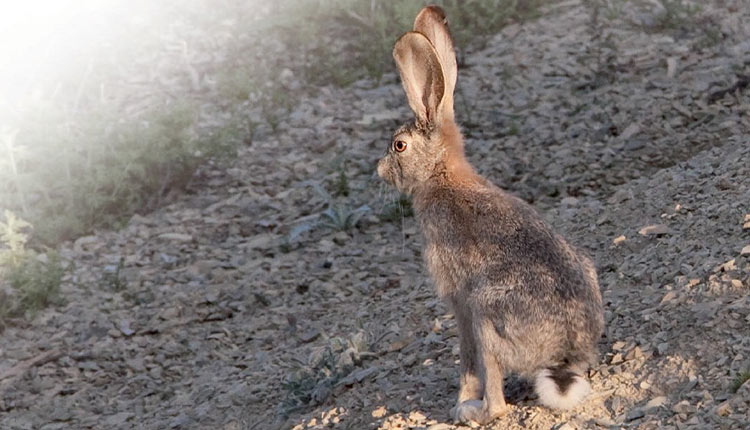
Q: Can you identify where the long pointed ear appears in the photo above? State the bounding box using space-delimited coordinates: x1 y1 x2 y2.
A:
393 31 445 126
413 6 457 120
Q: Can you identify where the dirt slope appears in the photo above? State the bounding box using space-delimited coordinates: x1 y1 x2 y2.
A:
1 1 749 430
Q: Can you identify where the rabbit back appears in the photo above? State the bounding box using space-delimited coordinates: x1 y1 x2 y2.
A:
416 181 604 374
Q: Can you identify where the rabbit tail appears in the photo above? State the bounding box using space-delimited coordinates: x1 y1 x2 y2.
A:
534 365 590 410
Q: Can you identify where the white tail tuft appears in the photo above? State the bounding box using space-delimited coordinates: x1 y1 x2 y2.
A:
534 368 590 410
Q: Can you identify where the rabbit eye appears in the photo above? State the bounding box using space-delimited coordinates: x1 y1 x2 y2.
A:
393 140 407 153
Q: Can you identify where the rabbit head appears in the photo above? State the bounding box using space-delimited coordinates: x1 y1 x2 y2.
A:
377 6 472 195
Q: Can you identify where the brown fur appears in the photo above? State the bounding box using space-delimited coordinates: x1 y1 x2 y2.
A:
377 6 604 425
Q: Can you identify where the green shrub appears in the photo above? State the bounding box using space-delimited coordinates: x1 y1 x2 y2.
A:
731 370 750 393
0 211 65 326
379 194 414 223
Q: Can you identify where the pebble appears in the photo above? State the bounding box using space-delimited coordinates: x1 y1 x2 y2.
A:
3 3 750 430
644 396 667 411
714 401 731 416
625 408 645 422
672 400 696 414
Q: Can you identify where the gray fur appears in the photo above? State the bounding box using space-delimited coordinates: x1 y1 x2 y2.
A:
377 6 604 425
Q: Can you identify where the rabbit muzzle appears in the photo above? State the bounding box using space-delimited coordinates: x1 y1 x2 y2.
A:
376 156 392 185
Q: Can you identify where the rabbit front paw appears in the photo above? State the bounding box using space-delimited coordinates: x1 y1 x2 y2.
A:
451 399 507 425
451 399 483 424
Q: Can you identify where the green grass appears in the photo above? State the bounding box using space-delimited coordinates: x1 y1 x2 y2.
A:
320 204 371 231
279 332 370 418
379 194 414 223
652 0 699 31
0 211 65 328
730 370 750 393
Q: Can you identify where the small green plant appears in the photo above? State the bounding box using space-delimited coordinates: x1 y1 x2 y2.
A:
320 204 370 231
654 0 699 31
279 332 370 418
0 210 31 265
507 121 520 136
730 370 750 393
333 166 350 197
102 258 127 292
379 194 414 223
0 211 65 326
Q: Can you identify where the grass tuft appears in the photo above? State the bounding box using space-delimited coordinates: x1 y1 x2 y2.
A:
730 370 750 393
0 211 65 328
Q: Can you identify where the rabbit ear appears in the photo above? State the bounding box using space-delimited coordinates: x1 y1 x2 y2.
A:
413 6 457 121
393 31 445 125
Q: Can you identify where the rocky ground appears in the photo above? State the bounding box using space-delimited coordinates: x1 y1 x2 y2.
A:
1 1 749 429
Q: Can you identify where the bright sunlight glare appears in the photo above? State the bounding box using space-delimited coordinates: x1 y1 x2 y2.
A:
0 0 155 106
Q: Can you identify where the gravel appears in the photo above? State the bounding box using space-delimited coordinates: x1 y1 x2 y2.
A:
1 1 749 429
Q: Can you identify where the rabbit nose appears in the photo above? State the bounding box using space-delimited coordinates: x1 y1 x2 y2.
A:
376 158 387 179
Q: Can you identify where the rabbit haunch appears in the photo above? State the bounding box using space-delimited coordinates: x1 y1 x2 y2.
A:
376 5 604 425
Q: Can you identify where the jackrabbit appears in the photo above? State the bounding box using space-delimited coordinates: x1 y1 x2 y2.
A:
376 6 604 425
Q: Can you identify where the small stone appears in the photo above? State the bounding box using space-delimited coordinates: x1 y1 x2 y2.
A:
620 123 641 140
613 235 626 245
428 424 452 430
409 411 427 423
672 400 695 414
158 233 193 242
104 412 133 426
714 401 731 416
371 406 387 418
730 279 742 288
625 408 645 422
716 259 736 272
118 320 135 336
657 342 669 355
332 231 350 245
644 396 667 411
611 353 624 364
247 234 275 249
625 346 643 361
353 366 378 382
170 413 192 428
610 397 623 413
741 245 750 255
661 291 678 304
638 224 672 236
666 57 678 78
299 328 321 343
561 197 579 207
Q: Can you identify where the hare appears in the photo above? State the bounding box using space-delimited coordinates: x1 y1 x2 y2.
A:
376 6 605 425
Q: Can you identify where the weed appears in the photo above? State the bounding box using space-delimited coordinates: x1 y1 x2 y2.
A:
0 211 65 326
2 253 65 319
320 204 370 231
730 370 750 393
279 332 370 418
332 164 350 197
379 194 414 223
508 121 521 136
102 258 127 292
653 0 699 31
